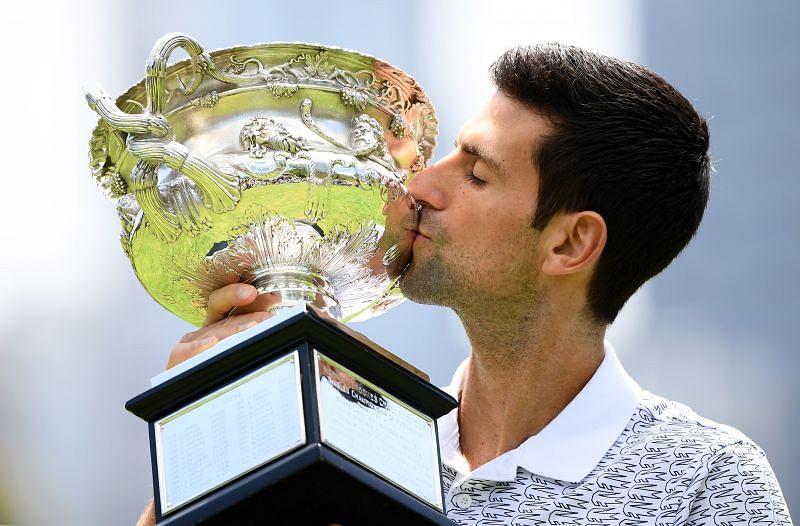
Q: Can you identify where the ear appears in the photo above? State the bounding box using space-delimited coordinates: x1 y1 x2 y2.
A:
541 211 607 276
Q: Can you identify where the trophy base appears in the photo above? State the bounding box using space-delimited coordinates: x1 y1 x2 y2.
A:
126 306 457 525
177 444 452 525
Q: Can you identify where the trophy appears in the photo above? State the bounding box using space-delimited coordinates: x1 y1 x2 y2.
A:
85 33 456 525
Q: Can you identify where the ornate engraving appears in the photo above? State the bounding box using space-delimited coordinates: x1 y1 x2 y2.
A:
389 114 406 139
117 193 142 234
177 211 385 315
211 152 290 184
213 152 385 192
125 135 241 214
268 83 298 98
130 160 180 242
109 170 128 197
189 90 219 108
341 87 368 111
227 55 265 75
96 165 128 199
174 254 242 311
305 167 330 224
161 293 177 305
299 98 395 178
329 158 384 188
295 51 336 78
299 99 387 159
89 122 130 199
261 51 376 108
406 102 437 169
299 99 348 151
377 80 413 114
239 117 308 158
164 177 213 237
117 193 143 264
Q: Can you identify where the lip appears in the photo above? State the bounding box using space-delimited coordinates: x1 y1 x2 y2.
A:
411 224 432 239
412 231 431 243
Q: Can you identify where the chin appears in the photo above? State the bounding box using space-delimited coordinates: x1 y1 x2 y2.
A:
399 261 456 307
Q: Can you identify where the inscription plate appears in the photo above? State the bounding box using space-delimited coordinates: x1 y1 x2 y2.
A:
314 350 443 510
154 351 305 514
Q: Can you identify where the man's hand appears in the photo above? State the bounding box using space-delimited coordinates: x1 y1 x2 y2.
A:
135 500 155 526
166 283 276 369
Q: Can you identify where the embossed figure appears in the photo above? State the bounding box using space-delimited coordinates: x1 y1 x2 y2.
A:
137 44 792 526
221 105 390 194
349 114 387 158
239 116 308 158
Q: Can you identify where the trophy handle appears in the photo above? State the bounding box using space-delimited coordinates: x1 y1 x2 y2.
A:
145 32 268 113
145 33 210 114
84 33 243 240
84 84 171 137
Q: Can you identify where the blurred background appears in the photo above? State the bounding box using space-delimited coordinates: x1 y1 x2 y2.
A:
0 0 797 523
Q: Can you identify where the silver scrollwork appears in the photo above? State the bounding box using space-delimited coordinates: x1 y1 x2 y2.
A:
85 33 439 324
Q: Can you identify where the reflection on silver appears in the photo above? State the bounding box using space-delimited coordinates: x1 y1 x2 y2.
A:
84 32 438 325
382 244 401 266
313 350 443 511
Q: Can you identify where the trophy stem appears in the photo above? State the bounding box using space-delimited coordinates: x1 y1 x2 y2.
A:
250 265 341 319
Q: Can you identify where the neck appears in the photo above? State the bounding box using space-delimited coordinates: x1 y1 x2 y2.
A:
454 299 606 471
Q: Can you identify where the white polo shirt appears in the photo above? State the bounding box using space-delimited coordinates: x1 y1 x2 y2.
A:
438 343 792 525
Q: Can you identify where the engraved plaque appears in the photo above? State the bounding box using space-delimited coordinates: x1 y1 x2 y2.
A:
314 350 443 511
154 351 305 514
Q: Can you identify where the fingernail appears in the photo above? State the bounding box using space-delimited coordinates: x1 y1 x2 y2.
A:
200 336 217 346
237 286 253 300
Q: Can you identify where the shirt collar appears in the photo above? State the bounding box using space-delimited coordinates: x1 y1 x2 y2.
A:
438 341 641 484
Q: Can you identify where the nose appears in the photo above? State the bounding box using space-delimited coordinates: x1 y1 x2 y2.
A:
407 160 447 210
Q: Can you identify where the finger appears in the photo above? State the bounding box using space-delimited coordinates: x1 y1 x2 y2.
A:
167 335 219 369
229 292 282 316
205 283 259 325
168 313 265 369
181 311 272 344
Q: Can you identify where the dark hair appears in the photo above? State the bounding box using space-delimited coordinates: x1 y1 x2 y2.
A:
491 43 712 324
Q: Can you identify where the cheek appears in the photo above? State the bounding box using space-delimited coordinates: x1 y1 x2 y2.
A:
465 199 536 251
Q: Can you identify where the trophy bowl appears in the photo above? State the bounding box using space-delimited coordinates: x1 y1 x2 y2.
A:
85 32 438 325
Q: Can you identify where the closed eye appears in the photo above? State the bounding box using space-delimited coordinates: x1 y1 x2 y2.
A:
465 172 486 186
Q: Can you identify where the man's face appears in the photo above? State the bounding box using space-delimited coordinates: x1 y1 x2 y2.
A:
400 92 551 312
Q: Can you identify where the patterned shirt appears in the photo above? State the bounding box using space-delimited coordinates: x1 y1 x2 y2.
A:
438 344 792 525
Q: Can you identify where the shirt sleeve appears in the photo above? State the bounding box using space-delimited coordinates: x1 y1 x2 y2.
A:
679 440 793 525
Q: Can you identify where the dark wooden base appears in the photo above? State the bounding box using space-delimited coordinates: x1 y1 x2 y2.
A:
126 306 457 525
158 444 453 525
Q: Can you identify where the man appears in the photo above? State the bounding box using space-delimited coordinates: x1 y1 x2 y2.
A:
138 44 792 525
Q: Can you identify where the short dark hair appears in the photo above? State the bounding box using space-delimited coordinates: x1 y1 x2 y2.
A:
491 43 712 324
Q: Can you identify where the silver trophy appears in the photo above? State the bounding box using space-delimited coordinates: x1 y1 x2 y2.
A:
85 33 455 525
86 32 437 324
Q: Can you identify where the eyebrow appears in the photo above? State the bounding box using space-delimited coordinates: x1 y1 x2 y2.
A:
454 138 507 179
